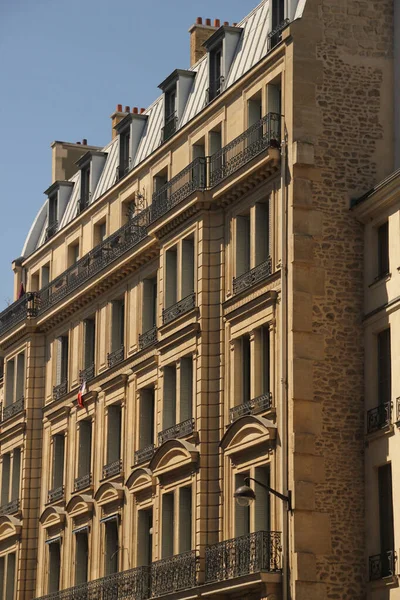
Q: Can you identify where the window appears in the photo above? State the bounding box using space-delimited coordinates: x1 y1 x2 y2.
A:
179 487 192 552
377 221 389 278
119 127 131 178
163 366 177 430
76 421 92 490
161 487 193 558
1 453 11 507
0 553 16 600
153 167 169 201
75 530 89 584
83 318 96 374
68 242 80 267
104 518 119 575
163 86 177 141
248 93 262 128
161 357 193 439
137 508 153 566
209 45 223 101
162 492 174 558
377 329 391 406
5 352 25 408
378 464 394 576
94 221 107 246
236 214 251 277
47 539 61 593
47 193 58 238
105 405 122 471
164 235 196 315
235 467 270 537
142 277 157 333
80 164 91 211
111 299 125 354
165 246 178 308
182 237 195 298
234 199 271 284
55 335 69 389
50 434 65 499
138 388 155 451
270 0 285 48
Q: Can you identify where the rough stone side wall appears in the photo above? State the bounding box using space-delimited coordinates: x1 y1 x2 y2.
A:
290 1 393 599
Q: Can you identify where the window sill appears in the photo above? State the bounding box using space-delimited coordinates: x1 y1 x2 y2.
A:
365 423 394 444
368 272 391 289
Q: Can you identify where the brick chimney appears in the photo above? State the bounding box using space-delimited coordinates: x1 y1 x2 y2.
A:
110 104 130 139
189 17 220 67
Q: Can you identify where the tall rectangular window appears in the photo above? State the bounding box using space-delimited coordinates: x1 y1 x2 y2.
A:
111 300 125 353
139 388 155 450
261 326 270 395
180 358 193 422
377 222 389 278
255 201 270 266
181 237 195 298
11 448 21 502
163 366 177 429
378 464 394 574
235 472 250 537
142 277 157 332
55 335 69 386
48 541 61 593
236 215 251 277
209 46 222 101
5 359 15 407
119 128 131 177
104 519 119 575
77 421 92 481
5 553 16 600
1 454 11 507
107 405 122 465
84 318 96 371
75 531 89 584
165 247 178 308
162 493 174 558
377 329 391 406
80 165 91 209
137 508 153 566
48 194 58 227
242 336 251 404
254 466 270 531
179 487 192 552
52 435 65 491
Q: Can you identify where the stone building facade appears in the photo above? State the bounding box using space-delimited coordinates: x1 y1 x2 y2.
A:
0 1 397 600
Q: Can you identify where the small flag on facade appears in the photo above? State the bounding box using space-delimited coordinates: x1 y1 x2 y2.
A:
77 380 87 408
17 282 25 299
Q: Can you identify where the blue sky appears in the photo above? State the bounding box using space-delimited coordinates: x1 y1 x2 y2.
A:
0 0 258 310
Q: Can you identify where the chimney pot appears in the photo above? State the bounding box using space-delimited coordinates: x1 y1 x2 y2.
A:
232 22 237 26
82 139 87 145
196 16 202 24
76 141 81 145
125 106 130 113
214 19 220 27
117 104 123 112
133 107 138 114
140 108 146 114
224 21 229 26
205 18 211 26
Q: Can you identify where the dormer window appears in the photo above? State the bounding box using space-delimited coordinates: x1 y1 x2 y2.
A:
203 25 242 105
115 111 148 181
119 127 130 178
47 193 58 240
163 86 177 142
158 69 196 144
44 181 74 241
80 164 90 212
268 0 288 49
76 151 107 214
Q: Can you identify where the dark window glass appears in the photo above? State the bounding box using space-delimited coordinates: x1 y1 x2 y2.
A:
378 329 391 405
377 222 389 277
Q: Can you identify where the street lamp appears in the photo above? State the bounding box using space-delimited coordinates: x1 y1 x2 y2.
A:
234 476 292 511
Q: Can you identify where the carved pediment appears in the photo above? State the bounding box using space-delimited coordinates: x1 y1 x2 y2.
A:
220 415 276 458
126 467 155 494
66 494 94 519
150 439 199 481
0 515 22 541
39 506 66 529
94 482 124 507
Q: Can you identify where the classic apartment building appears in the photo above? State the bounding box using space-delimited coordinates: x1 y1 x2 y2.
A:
0 0 397 599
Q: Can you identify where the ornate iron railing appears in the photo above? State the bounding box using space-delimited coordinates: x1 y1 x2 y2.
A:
53 381 68 401
209 114 280 188
233 258 273 295
107 346 125 368
151 157 206 222
267 18 290 49
162 112 178 142
2 397 24 422
79 364 95 383
158 418 195 445
230 393 273 423
74 473 92 492
0 499 20 516
139 327 157 351
205 531 282 583
367 401 392 434
46 221 59 240
48 486 64 503
102 459 122 479
369 550 396 580
34 565 151 600
162 293 196 325
0 292 39 338
150 551 197 597
134 444 156 465
37 210 150 316
207 76 225 103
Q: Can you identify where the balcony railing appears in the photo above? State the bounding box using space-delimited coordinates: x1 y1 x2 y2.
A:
1 397 24 422
369 550 396 580
48 486 64 504
267 18 290 50
151 157 206 222
53 380 68 402
162 112 178 142
367 401 392 434
107 346 124 368
74 473 92 492
233 258 273 295
230 393 273 423
34 565 151 600
102 459 122 479
139 327 157 351
79 364 95 383
134 444 156 466
0 499 20 516
158 418 195 445
150 551 197 598
45 221 59 241
205 531 282 584
0 292 38 338
37 210 150 316
162 293 196 325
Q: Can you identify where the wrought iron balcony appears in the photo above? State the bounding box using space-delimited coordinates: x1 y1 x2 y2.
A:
107 346 124 368
267 18 290 50
150 551 197 597
162 112 178 142
48 486 64 504
0 292 39 338
0 499 20 516
233 258 273 295
209 113 280 188
45 221 59 241
158 418 195 445
102 459 122 479
207 76 225 103
37 209 150 316
230 393 273 423
74 473 92 492
369 550 396 580
367 401 392 434
205 531 282 584
33 565 151 600
1 397 24 422
79 364 95 383
53 380 68 401
151 157 206 222
134 444 156 465
139 327 157 351
162 293 196 325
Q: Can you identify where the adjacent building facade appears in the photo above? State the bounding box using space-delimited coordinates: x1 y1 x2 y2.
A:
0 1 398 599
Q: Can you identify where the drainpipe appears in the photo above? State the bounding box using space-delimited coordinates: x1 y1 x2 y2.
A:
280 122 290 600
